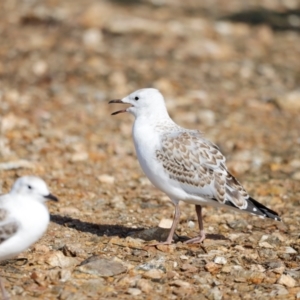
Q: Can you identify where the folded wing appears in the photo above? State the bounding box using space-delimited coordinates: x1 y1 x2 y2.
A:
0 208 19 244
156 131 281 221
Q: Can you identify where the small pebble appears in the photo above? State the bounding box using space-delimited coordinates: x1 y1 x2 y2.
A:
285 246 297 254
77 256 127 277
205 262 220 273
187 220 195 228
143 269 164 280
171 279 191 289
214 256 227 265
127 288 142 296
158 218 173 229
136 279 152 294
45 251 79 268
277 274 296 288
98 174 115 184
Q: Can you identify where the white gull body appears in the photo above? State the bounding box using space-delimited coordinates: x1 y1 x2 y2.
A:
0 176 58 299
109 88 281 245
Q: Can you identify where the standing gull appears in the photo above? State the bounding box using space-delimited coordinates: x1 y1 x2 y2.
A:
0 176 58 300
109 88 281 245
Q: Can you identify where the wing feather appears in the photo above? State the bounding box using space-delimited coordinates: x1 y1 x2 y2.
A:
156 131 229 203
0 208 19 244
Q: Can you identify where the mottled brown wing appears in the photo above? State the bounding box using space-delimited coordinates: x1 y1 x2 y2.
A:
0 208 19 244
156 131 230 203
156 131 281 221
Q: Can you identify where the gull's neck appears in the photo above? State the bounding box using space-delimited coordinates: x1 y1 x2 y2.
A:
135 104 170 121
135 107 181 134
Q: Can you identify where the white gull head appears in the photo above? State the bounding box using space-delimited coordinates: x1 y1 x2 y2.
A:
109 88 169 119
10 176 58 203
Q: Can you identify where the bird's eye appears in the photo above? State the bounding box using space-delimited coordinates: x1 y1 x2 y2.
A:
28 185 32 189
134 96 139 101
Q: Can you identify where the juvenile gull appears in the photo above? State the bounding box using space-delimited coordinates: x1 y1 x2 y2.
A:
109 88 281 245
0 176 58 299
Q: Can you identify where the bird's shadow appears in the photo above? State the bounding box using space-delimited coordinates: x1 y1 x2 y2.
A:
220 8 300 31
50 214 144 238
50 214 227 242
205 233 228 240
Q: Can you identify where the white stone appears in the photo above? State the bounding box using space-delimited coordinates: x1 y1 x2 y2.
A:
171 280 191 288
127 288 142 296
158 218 173 229
214 256 227 265
210 286 223 300
259 241 273 249
285 246 297 254
259 234 269 242
98 174 115 184
180 255 189 260
278 90 300 111
270 284 289 297
71 152 88 162
250 264 266 272
0 160 35 170
143 269 163 280
277 274 296 288
292 171 300 180
187 220 195 228
32 60 48 76
83 28 103 48
46 251 79 268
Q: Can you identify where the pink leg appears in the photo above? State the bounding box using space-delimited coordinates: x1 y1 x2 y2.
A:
184 205 206 244
0 277 10 300
150 203 181 246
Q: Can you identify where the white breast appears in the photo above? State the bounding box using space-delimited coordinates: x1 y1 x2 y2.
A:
132 118 190 202
0 196 50 261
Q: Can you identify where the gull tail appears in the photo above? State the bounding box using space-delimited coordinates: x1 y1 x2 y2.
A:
248 197 281 222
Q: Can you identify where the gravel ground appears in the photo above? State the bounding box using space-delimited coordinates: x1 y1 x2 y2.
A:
0 0 300 299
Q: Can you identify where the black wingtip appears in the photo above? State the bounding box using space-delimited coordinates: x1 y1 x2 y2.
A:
249 197 281 222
